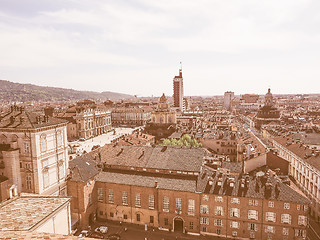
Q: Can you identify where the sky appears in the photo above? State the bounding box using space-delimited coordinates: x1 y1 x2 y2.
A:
0 0 319 97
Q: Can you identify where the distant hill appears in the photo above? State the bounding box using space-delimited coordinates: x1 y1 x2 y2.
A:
0 80 133 102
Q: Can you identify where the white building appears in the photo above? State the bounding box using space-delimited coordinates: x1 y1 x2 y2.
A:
0 105 69 197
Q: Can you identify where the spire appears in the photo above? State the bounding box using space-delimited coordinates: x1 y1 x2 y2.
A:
179 61 182 77
160 93 167 102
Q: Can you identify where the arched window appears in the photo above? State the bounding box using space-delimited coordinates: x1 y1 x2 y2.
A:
160 116 164 124
26 174 32 190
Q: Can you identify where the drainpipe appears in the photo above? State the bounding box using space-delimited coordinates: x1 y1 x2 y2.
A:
29 131 35 194
226 196 228 239
55 127 61 195
130 185 133 224
155 181 159 229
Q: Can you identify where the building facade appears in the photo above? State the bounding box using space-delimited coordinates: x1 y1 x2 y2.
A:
111 107 151 126
0 105 69 197
55 100 112 141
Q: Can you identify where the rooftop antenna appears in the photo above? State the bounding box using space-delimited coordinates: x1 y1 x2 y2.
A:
180 61 182 71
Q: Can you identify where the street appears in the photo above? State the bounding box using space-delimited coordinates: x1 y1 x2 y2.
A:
91 220 227 240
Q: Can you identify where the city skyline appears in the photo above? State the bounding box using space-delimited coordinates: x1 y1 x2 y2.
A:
0 0 320 97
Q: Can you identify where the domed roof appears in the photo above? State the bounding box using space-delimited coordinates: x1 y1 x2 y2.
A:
266 88 272 97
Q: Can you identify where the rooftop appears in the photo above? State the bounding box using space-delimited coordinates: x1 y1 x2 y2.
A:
0 105 68 130
96 171 196 192
197 165 310 204
272 134 320 170
69 156 100 182
0 195 71 231
1 231 95 239
82 144 209 173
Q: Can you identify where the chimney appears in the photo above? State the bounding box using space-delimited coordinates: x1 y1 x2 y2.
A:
36 116 41 124
43 115 49 123
10 116 15 124
44 107 54 117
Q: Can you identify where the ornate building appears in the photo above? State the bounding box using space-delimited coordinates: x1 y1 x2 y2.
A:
55 100 112 140
144 94 176 140
0 105 69 198
255 89 281 129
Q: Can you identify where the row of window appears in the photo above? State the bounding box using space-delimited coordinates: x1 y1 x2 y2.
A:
205 195 308 210
79 118 111 130
98 189 155 209
104 211 155 224
200 219 306 236
98 189 307 226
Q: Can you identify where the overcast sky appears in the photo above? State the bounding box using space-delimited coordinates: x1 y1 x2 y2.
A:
0 0 319 97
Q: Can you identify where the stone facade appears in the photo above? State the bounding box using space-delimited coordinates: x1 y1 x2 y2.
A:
55 100 112 141
0 105 69 198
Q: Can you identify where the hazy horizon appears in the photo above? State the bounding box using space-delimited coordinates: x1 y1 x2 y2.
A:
1 0 320 97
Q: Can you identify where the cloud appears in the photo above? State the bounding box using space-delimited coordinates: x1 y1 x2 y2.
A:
0 13 147 68
0 0 320 95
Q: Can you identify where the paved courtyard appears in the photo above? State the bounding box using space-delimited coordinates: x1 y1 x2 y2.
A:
69 127 142 156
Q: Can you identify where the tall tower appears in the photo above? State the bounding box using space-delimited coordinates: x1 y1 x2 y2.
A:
173 67 184 111
224 91 234 111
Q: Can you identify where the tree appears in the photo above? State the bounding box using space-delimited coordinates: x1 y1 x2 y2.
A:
162 134 202 147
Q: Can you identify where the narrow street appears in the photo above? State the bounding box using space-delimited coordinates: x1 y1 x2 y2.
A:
90 221 226 240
